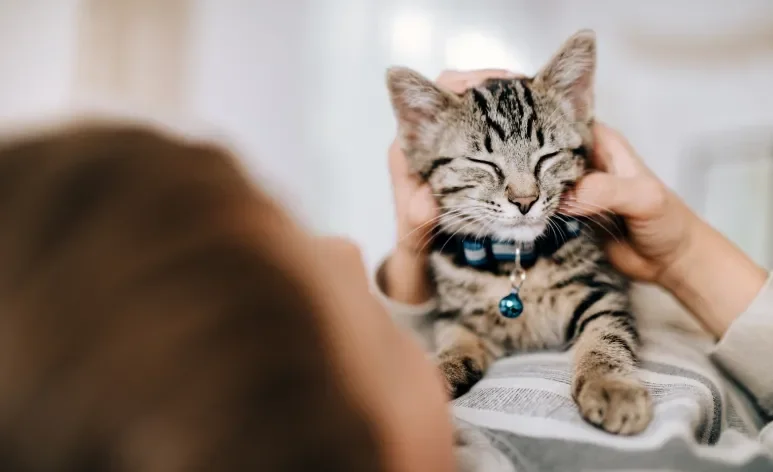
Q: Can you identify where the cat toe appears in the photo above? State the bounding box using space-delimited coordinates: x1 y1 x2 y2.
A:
575 375 652 435
438 355 484 399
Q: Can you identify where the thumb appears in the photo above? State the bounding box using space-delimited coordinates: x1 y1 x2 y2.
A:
407 184 439 227
564 173 665 220
606 239 658 281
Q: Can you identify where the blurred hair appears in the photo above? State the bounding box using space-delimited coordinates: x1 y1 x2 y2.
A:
0 124 382 471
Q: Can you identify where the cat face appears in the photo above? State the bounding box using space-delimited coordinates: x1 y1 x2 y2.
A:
387 30 596 242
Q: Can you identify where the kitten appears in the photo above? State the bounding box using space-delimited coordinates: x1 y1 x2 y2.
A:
386 30 652 435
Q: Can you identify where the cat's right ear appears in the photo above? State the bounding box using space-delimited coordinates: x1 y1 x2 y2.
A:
386 67 459 169
534 30 596 124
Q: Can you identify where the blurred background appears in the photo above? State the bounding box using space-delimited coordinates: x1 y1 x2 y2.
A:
1 0 772 271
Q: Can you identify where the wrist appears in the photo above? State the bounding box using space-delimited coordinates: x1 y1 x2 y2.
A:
659 217 768 337
657 213 706 292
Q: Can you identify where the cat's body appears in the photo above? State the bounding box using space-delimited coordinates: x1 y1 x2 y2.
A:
431 230 630 357
387 30 653 436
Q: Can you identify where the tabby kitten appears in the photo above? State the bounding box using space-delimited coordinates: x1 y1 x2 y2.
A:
386 30 652 435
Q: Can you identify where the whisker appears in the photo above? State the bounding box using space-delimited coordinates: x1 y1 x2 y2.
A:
558 211 621 244
583 216 623 244
416 212 479 254
437 205 479 211
562 199 613 214
396 207 476 249
561 201 619 227
397 208 465 240
555 214 599 241
546 217 568 246
474 213 498 242
560 200 624 235
433 216 485 254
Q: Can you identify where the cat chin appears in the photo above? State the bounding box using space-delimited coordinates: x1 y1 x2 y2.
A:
438 218 547 243
490 223 547 243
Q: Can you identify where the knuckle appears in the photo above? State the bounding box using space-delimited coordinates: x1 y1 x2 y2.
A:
434 70 457 86
642 179 668 213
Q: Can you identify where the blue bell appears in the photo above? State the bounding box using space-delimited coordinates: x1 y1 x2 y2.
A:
499 291 523 319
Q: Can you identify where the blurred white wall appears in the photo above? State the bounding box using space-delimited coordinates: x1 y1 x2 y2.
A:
186 0 316 226
229 0 773 268
0 1 80 122
1 0 772 268
73 0 190 115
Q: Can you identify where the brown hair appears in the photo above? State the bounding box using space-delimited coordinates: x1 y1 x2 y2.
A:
0 124 382 471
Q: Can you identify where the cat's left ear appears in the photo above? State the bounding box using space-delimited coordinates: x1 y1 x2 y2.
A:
386 67 460 169
535 29 596 124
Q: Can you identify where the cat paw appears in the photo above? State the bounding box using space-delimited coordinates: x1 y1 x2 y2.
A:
574 375 652 435
438 355 484 399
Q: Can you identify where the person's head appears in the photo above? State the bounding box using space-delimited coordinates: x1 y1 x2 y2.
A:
0 123 452 471
387 29 596 242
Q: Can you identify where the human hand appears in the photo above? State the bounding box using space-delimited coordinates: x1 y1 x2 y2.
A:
560 123 697 283
384 69 519 304
562 123 767 336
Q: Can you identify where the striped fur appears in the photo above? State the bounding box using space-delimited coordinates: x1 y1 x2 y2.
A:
388 30 652 436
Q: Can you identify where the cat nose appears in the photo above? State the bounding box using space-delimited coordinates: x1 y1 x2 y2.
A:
506 187 539 215
511 196 538 215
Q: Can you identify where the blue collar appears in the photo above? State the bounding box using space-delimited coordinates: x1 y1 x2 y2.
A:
432 217 583 272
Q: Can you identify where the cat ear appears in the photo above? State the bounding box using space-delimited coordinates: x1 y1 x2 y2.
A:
386 67 459 167
535 29 596 123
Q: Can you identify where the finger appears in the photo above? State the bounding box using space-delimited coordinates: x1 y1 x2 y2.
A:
436 69 521 94
558 189 592 216
388 139 408 176
566 172 666 219
606 240 658 281
436 69 517 85
388 139 422 188
591 123 644 177
407 184 439 227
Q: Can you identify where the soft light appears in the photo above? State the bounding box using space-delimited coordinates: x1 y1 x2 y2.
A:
390 11 433 61
444 32 525 71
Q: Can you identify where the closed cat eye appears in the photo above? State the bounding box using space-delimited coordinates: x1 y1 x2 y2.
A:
534 150 563 177
466 157 504 180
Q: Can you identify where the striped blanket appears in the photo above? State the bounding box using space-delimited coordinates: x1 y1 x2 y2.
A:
451 329 773 471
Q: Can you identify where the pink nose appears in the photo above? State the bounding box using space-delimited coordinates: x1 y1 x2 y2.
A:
508 194 538 215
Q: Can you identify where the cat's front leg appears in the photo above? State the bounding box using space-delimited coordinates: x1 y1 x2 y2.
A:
435 321 493 399
568 308 652 435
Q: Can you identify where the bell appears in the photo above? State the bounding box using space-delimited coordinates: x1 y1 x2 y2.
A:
499 291 523 319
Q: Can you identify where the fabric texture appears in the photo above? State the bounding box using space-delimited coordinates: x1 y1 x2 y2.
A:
374 256 773 470
712 273 773 415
